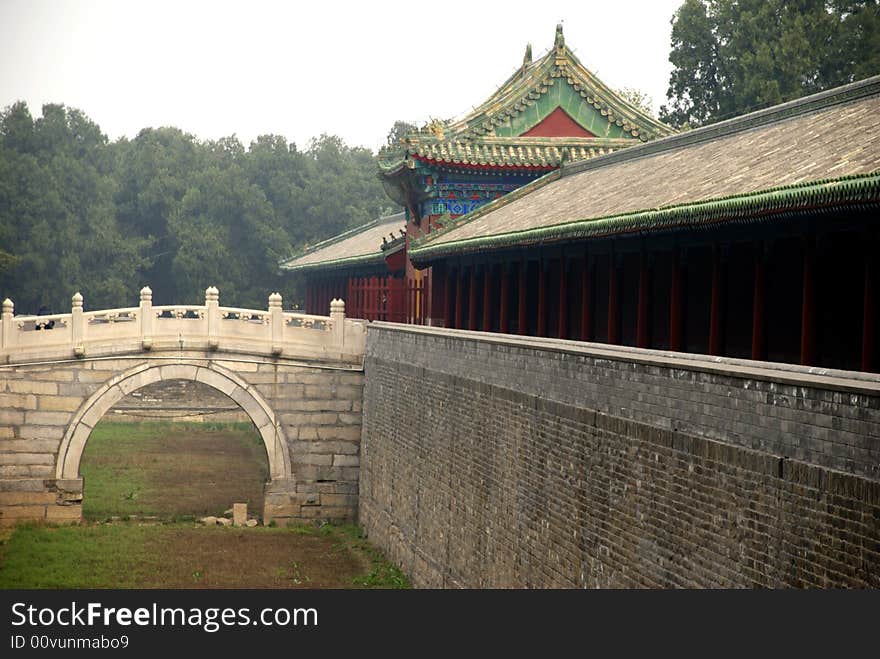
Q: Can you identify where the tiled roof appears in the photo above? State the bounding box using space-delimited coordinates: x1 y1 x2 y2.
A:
279 212 406 273
378 25 674 174
410 77 880 262
380 138 633 172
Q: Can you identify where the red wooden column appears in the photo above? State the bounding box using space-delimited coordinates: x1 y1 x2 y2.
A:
455 267 464 330
468 265 478 331
482 264 492 331
709 245 724 356
557 255 568 339
607 253 619 345
751 243 765 361
445 267 455 328
862 239 876 372
518 260 527 335
669 249 683 352
637 251 650 348
580 252 592 341
499 264 510 334
800 237 816 366
537 258 547 337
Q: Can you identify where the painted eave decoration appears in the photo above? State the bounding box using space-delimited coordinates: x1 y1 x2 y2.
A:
409 75 880 264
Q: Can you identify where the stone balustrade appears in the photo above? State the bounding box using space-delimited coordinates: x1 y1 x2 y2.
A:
0 287 365 365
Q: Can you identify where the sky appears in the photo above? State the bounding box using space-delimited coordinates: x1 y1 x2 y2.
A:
0 0 685 152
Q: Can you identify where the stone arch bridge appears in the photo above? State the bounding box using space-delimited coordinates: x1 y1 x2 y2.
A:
0 287 366 526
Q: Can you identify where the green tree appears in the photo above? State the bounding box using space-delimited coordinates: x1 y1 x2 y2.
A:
385 120 417 146
0 103 149 312
661 0 880 128
0 100 399 313
615 87 655 115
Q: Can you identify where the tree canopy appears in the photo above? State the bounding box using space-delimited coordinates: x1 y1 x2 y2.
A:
0 102 397 313
661 0 880 128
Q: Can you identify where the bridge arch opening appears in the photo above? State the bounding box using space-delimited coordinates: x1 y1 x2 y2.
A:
56 362 292 520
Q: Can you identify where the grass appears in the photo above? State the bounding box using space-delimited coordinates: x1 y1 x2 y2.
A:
0 521 410 589
81 421 268 520
0 421 410 589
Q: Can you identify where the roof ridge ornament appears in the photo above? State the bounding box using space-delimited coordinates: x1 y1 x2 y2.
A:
521 43 532 77
554 23 567 66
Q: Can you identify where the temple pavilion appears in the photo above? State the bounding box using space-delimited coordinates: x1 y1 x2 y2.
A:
281 27 879 374
280 25 674 321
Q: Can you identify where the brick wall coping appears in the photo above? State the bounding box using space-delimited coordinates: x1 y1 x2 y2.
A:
368 322 880 397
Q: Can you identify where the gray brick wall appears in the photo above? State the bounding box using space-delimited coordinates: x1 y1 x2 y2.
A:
359 324 880 588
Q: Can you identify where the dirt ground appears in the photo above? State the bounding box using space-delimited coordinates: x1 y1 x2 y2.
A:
1 421 408 589
80 421 268 520
140 525 373 588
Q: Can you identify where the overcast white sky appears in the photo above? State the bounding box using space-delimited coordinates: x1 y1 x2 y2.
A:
0 0 684 152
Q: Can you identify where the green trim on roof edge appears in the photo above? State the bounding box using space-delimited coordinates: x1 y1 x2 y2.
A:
280 250 388 274
409 172 880 264
278 211 405 271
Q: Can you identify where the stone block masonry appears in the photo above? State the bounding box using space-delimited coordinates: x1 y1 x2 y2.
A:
359 323 880 588
0 354 363 527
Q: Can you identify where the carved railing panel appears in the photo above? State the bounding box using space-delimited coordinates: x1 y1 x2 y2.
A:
0 288 365 362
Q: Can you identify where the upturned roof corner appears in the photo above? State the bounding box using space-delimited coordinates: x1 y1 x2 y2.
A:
376 24 675 178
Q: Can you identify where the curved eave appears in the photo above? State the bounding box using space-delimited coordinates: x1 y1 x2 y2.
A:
409 173 880 265
280 251 387 275
377 156 412 176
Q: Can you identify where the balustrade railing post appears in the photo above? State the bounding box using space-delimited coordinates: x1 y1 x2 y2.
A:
71 292 84 357
269 292 283 355
206 286 219 350
330 298 346 349
1 298 13 350
139 286 153 350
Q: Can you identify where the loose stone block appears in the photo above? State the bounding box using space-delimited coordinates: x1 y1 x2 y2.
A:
233 503 247 526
